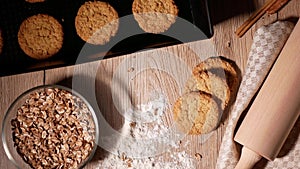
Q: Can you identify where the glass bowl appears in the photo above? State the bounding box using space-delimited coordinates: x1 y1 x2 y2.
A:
2 85 99 169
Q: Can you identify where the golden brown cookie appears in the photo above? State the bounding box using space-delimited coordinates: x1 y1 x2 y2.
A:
25 0 45 3
192 57 240 109
0 29 3 55
192 56 240 94
185 71 230 110
173 91 220 135
132 0 179 34
75 1 119 45
18 14 64 60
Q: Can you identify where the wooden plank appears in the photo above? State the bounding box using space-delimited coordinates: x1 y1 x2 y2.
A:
0 71 44 169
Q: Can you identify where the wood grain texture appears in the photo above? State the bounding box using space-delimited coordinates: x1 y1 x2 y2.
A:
0 71 44 169
0 0 299 168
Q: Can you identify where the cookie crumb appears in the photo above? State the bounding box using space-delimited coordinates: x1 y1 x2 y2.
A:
129 122 137 128
194 153 202 160
128 67 135 72
226 41 231 47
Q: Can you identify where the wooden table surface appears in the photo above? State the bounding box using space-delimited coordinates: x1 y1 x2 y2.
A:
1 0 299 168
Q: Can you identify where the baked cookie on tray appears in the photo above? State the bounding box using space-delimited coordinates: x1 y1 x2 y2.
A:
173 91 220 135
18 14 64 60
75 1 119 45
132 0 179 34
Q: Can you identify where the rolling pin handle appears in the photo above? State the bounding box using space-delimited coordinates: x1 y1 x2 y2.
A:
234 146 262 169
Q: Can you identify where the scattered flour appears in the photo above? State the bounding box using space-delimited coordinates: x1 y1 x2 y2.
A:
98 151 195 169
96 94 197 169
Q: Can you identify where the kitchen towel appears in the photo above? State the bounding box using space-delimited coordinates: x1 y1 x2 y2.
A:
216 21 299 169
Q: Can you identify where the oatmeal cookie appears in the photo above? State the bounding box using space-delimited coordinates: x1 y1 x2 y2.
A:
173 91 220 135
132 0 179 33
186 71 230 110
18 14 64 60
75 1 119 45
192 56 240 94
191 57 240 109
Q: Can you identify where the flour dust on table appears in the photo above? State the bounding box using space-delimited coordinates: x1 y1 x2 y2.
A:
96 94 198 169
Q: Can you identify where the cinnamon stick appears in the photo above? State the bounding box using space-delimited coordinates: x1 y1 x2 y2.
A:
235 0 277 38
267 0 291 14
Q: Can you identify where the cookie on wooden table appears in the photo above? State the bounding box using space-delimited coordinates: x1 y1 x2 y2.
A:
0 29 3 55
75 1 119 45
193 56 240 94
192 57 240 109
173 91 220 135
18 14 64 60
132 0 179 34
187 70 230 110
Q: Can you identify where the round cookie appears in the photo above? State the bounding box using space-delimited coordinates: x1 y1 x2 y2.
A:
173 91 220 135
184 72 230 110
0 29 3 55
132 0 179 34
75 1 119 45
192 57 240 109
18 14 64 60
25 0 45 3
192 56 240 94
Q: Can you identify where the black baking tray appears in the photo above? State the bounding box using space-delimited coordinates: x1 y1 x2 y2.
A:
0 0 213 77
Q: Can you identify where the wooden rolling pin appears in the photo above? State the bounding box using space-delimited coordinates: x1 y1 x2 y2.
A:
234 20 300 169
